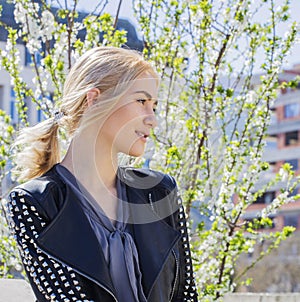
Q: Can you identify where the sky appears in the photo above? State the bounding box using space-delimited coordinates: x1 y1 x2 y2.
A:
73 0 300 70
76 0 138 27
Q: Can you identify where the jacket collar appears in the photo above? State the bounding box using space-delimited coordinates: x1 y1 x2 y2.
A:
36 166 180 298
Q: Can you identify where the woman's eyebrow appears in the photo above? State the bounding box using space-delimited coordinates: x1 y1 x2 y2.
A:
133 90 153 99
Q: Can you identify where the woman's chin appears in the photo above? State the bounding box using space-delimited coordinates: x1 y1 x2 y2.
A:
127 147 145 158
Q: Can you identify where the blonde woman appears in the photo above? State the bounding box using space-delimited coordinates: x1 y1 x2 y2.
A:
5 47 197 302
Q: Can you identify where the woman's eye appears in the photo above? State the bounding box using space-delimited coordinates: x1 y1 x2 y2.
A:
137 99 147 104
136 99 157 113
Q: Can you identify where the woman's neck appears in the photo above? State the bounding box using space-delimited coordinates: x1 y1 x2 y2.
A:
61 136 118 195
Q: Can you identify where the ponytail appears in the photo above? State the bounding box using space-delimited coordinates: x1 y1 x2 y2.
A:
13 117 61 182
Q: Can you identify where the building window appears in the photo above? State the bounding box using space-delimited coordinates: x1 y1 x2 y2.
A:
270 108 277 123
10 88 30 124
254 191 275 204
285 159 299 171
289 188 298 197
10 88 17 123
268 161 277 172
285 131 299 146
25 47 42 66
37 109 45 122
266 134 277 149
284 103 300 118
37 93 53 122
284 214 299 228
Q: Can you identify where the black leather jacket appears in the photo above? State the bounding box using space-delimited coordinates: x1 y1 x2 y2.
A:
5 164 198 302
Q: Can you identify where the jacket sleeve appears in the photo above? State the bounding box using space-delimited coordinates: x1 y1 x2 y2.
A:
5 188 91 302
168 181 198 302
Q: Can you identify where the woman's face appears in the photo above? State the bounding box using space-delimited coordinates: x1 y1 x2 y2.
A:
97 72 158 157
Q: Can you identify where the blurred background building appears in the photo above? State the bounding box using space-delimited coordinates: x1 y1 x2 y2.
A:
243 64 300 231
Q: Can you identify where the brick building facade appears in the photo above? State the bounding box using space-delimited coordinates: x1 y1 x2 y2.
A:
244 65 300 231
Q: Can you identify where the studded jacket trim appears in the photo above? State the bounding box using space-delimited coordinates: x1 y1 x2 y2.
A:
5 165 198 302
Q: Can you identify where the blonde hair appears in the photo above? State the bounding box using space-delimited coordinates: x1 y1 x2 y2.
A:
14 47 157 181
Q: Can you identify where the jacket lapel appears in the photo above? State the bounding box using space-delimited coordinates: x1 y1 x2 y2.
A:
36 185 115 295
126 186 180 298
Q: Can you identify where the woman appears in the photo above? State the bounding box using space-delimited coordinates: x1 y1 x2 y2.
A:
5 47 198 301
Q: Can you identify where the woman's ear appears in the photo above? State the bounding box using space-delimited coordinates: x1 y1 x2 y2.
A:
86 88 101 107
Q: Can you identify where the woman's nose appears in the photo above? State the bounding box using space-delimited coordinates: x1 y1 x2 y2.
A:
144 112 158 128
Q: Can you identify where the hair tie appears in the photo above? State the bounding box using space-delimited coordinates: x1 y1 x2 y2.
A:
53 110 64 122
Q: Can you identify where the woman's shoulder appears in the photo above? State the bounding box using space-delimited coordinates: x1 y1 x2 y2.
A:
118 166 177 192
8 165 65 210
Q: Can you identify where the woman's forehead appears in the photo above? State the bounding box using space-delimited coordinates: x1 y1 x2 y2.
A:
127 75 158 96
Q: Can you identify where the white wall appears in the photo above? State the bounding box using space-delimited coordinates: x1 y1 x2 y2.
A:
0 279 35 302
2 280 300 302
224 293 300 302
